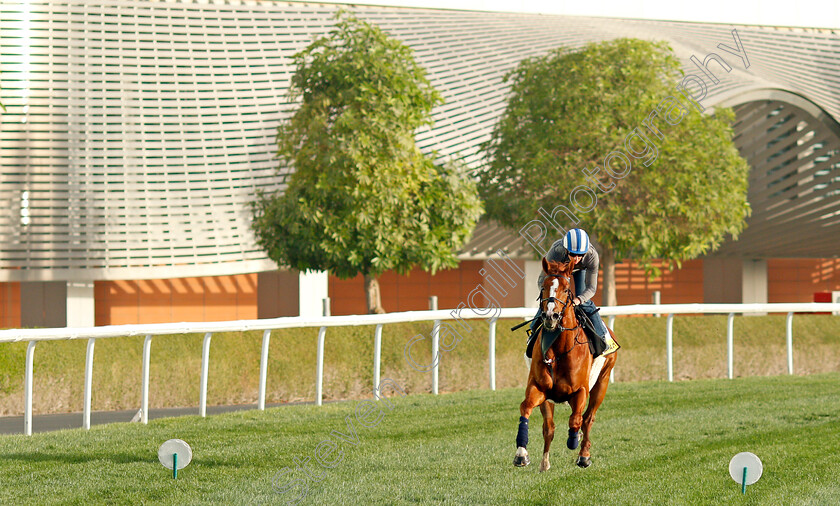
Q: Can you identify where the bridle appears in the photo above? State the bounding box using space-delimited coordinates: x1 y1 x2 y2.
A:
539 274 587 360
540 275 580 333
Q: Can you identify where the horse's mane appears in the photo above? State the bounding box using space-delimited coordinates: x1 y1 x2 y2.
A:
542 258 569 278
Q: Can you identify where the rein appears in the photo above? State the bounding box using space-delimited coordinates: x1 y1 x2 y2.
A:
553 328 589 357
540 278 587 362
540 287 580 333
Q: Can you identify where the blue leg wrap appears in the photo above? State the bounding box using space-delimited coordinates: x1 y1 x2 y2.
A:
567 427 581 450
516 416 529 448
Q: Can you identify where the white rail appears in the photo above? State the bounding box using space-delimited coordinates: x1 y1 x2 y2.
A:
3 303 839 435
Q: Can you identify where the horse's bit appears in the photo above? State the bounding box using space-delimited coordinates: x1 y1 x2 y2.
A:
539 277 586 367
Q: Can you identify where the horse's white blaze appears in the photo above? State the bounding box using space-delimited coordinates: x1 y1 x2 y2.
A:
516 446 528 458
539 452 551 472
546 278 559 314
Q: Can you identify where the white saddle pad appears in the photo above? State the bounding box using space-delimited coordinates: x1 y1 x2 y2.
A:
589 355 606 390
524 353 608 393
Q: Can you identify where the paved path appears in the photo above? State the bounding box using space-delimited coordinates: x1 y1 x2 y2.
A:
0 402 303 435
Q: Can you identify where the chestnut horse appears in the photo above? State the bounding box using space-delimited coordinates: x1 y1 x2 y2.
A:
513 257 618 470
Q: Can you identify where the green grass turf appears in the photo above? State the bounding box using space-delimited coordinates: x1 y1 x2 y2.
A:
1 373 838 504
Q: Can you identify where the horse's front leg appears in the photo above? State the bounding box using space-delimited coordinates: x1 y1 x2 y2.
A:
578 353 617 468
514 382 546 467
566 387 587 452
539 401 555 472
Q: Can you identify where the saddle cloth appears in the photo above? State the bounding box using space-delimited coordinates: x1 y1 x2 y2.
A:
527 308 619 359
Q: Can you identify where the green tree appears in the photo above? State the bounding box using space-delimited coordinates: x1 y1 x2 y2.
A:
479 38 750 305
252 13 482 314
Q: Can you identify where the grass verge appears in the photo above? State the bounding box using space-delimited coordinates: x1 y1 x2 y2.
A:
0 373 838 504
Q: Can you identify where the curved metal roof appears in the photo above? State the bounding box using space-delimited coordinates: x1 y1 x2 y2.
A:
1 1 838 280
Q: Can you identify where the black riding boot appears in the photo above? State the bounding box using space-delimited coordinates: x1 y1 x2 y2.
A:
577 300 613 356
525 308 541 359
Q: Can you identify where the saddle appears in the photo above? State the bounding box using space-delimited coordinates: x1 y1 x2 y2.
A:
575 306 608 357
525 307 607 359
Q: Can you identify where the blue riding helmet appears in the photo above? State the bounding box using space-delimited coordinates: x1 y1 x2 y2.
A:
563 229 590 255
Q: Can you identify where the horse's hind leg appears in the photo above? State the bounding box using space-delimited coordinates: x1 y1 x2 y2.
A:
539 401 555 472
577 354 617 468
514 382 546 467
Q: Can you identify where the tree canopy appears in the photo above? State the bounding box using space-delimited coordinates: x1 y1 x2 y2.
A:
251 13 483 313
478 38 751 304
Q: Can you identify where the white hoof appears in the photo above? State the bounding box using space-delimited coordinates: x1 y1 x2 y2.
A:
539 452 551 472
513 446 530 467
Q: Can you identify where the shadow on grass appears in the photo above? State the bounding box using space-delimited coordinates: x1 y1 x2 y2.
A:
3 450 248 469
2 451 156 465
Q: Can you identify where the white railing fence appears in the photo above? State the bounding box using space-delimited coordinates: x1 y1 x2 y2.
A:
1 303 838 435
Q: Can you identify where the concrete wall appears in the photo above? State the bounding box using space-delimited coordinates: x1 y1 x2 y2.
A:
67 282 95 327
742 259 768 304
299 270 329 318
523 260 542 309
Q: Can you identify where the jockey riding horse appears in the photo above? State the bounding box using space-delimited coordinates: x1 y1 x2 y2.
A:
526 228 619 359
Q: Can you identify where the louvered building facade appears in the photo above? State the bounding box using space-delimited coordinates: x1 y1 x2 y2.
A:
1 1 839 325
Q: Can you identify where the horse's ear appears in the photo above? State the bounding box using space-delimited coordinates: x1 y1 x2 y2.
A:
541 257 549 274
561 259 573 274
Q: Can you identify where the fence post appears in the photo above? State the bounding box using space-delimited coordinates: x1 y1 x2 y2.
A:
488 318 497 391
199 332 212 417
430 296 439 395
666 314 674 382
428 296 438 311
727 313 735 379
652 291 661 317
786 312 794 375
432 320 440 395
322 298 331 317
316 327 326 406
83 338 96 430
24 341 36 436
373 324 383 396
141 334 152 424
608 316 616 383
258 329 271 410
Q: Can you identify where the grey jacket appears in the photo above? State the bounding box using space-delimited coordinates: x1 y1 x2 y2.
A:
536 239 600 303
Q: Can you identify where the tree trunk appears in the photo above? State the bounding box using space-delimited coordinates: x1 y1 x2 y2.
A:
601 246 618 307
364 273 386 314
